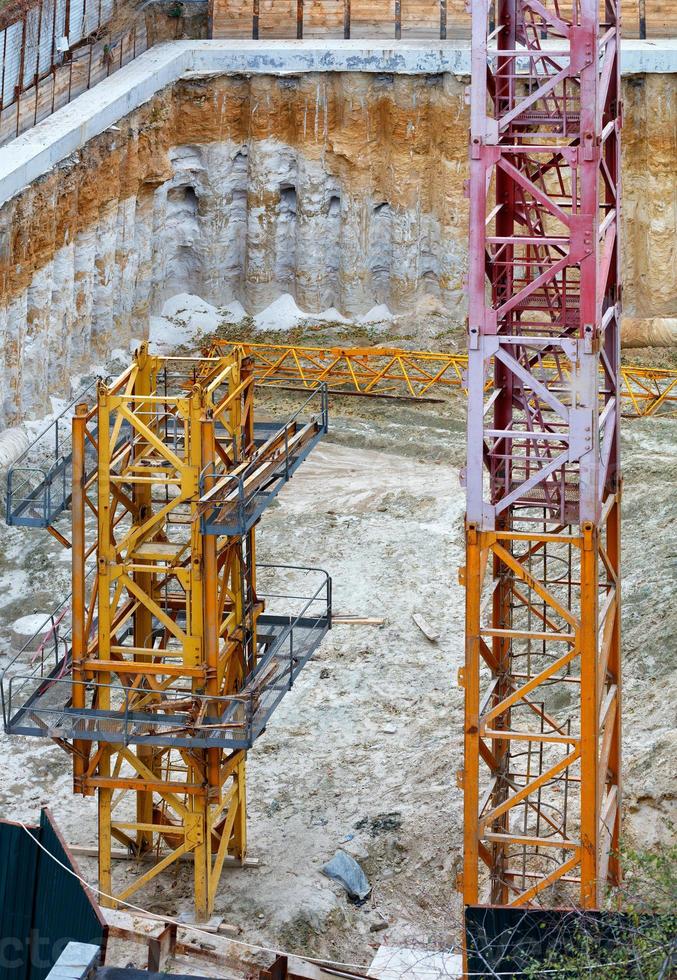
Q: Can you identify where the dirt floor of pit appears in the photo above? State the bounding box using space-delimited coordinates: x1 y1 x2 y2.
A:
0 386 675 970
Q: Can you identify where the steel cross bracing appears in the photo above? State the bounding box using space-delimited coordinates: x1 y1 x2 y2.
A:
1 347 330 920
461 0 622 909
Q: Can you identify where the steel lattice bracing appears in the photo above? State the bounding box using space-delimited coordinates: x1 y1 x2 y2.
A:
2 347 330 920
208 340 677 417
462 0 622 909
73 349 258 916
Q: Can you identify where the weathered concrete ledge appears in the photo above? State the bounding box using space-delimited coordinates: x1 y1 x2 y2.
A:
0 38 676 208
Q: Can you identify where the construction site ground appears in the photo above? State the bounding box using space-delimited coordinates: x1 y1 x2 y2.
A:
0 318 675 970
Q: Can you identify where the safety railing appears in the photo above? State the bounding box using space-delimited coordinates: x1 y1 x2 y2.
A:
5 380 98 527
5 373 329 531
0 563 97 730
241 562 332 742
1 564 331 750
200 382 328 535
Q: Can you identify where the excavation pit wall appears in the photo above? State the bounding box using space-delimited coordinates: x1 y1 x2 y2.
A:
0 40 676 426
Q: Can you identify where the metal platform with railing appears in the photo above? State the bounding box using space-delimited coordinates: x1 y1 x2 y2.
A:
5 382 98 528
1 565 331 751
6 380 328 531
2 347 332 919
201 385 328 536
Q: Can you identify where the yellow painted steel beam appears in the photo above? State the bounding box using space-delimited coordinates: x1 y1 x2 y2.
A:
210 340 677 417
69 347 261 920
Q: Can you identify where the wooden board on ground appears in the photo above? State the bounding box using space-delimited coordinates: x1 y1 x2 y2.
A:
332 615 385 626
412 613 439 642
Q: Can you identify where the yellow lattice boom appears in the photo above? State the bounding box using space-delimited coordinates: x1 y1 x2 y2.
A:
210 341 677 418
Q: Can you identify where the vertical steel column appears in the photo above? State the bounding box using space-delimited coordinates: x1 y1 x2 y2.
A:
133 349 156 856
201 415 221 797
96 382 114 906
463 0 622 909
71 403 88 796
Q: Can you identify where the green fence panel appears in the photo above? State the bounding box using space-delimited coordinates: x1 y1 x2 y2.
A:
0 819 39 980
0 812 105 980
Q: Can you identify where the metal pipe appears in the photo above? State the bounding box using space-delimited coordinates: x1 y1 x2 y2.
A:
71 403 88 795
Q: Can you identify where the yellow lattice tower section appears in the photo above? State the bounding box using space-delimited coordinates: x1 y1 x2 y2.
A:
71 345 257 918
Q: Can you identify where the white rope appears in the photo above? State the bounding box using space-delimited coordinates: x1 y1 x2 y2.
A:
18 821 672 978
18 821 371 974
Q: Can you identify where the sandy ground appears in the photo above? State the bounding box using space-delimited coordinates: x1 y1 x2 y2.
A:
0 380 675 970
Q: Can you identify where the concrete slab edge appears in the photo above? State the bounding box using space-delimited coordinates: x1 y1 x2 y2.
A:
0 38 675 209
45 941 100 980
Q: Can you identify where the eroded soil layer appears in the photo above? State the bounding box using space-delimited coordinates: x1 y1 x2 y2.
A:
0 70 675 424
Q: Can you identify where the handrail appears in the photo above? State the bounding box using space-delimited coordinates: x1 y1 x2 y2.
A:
0 564 97 726
199 383 328 532
2 565 331 747
207 380 327 491
7 380 98 472
257 562 332 624
5 383 138 527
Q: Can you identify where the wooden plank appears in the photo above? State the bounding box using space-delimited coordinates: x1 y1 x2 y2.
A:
332 615 385 625
350 0 397 36
211 0 255 38
207 0 665 43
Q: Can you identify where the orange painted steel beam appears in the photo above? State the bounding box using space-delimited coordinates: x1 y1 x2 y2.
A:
71 403 88 796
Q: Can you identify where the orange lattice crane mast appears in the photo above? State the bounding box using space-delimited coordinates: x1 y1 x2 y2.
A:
460 0 622 912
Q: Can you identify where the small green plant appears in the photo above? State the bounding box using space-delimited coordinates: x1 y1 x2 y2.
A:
521 842 677 980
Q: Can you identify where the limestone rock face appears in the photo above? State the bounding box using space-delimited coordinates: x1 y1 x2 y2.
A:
0 70 675 425
622 73 677 319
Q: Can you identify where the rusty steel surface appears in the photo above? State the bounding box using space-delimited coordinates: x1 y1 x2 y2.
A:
461 0 622 914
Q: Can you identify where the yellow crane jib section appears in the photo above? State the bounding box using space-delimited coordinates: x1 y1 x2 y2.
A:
209 340 677 418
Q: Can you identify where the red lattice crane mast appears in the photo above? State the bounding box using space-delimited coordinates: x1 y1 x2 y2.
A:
462 0 622 908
